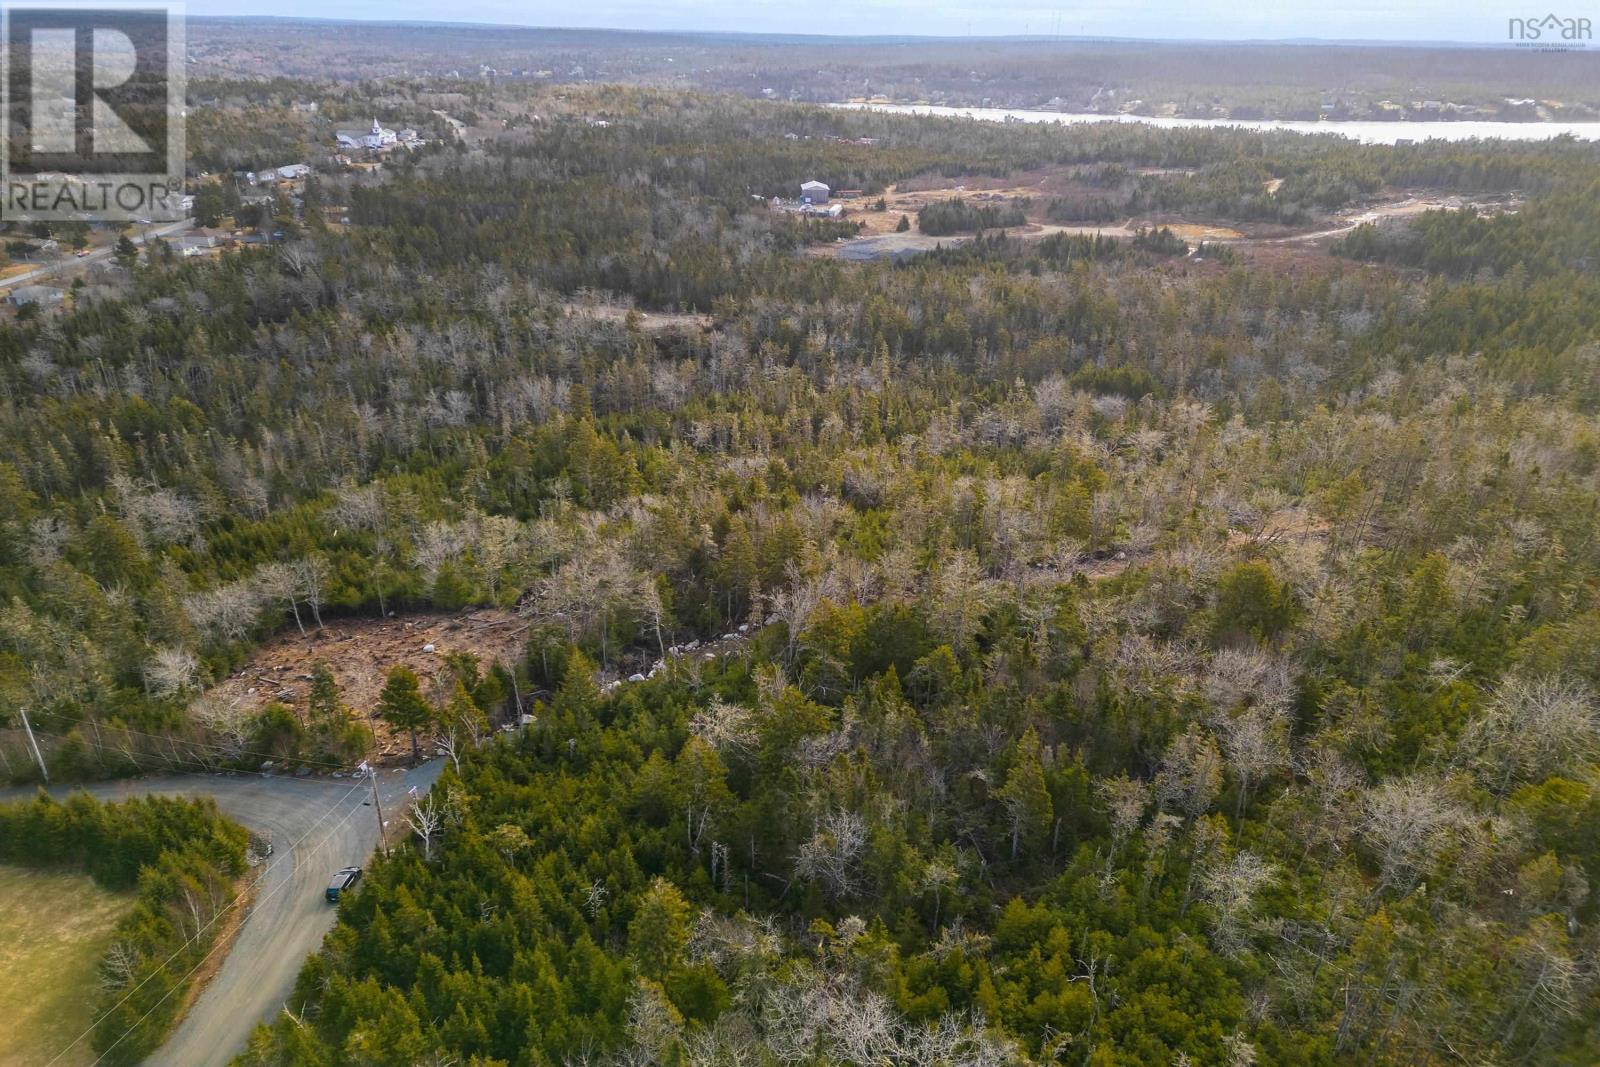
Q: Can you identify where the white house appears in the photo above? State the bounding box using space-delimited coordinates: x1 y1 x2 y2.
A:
336 119 399 150
276 164 311 181
801 180 830 204
8 285 65 307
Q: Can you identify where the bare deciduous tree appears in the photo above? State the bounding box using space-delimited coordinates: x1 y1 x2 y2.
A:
144 646 200 699
295 556 330 630
928 549 990 653
1203 647 1295 716
254 562 306 634
766 562 840 663
99 940 142 991
404 790 445 861
794 809 867 901
917 857 960 932
1198 849 1276 957
184 580 263 643
1360 776 1462 900
1215 708 1288 819
1155 724 1224 820
472 513 523 602
688 698 758 759
1461 674 1599 794
1097 774 1150 878
1500 914 1589 1046
191 692 253 760
414 520 468 587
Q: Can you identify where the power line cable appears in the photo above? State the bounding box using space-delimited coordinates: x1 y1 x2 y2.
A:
85 791 377 1067
27 709 369 773
40 774 372 1066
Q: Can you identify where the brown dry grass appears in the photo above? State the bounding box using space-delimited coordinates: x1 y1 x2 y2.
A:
844 179 1048 236
1164 222 1245 241
0 866 131 1067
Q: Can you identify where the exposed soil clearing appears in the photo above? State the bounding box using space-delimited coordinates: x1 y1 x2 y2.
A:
563 303 713 332
206 610 529 764
810 174 1518 262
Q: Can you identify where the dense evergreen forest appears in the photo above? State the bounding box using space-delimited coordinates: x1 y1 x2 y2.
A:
919 198 1030 235
1 86 1599 1064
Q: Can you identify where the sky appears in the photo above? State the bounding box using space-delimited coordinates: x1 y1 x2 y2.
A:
183 0 1542 44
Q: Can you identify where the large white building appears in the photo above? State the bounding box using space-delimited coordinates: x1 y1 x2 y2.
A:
800 180 830 204
337 119 400 151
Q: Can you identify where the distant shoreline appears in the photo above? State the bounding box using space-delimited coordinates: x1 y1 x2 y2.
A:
833 103 1600 144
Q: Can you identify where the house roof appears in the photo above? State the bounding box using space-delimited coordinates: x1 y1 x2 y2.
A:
11 285 65 301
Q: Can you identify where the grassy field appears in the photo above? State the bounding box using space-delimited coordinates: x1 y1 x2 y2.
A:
0 866 130 1067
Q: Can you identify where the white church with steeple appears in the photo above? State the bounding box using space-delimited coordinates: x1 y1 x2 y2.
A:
337 118 400 150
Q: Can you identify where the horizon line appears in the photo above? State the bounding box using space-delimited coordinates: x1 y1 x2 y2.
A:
186 14 1579 50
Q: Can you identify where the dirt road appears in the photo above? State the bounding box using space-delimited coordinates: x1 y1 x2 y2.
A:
819 183 1513 263
1252 197 1440 245
3 761 442 1066
825 220 1143 261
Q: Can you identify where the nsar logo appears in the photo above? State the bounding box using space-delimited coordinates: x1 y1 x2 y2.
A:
1507 12 1593 43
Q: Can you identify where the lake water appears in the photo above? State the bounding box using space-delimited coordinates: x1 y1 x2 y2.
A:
834 103 1600 145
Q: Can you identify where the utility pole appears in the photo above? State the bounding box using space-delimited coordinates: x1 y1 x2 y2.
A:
18 707 48 784
359 757 388 856
369 765 388 856
362 705 388 856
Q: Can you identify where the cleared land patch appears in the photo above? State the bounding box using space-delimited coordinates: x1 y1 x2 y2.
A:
0 866 130 1067
206 609 529 764
807 168 1520 265
563 303 713 332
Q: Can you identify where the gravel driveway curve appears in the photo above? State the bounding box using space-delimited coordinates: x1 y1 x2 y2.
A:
3 760 443 1066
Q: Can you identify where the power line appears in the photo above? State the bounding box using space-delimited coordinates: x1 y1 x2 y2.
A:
29 709 368 774
8 741 353 797
42 773 368 1065
85 790 377 1067
38 710 365 772
8 732 367 798
40 774 371 1067
18 708 49 783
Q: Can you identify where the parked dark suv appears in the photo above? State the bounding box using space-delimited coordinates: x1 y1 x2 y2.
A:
325 866 362 903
